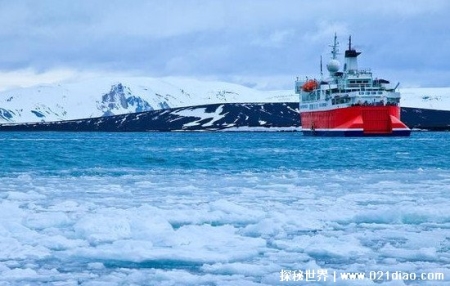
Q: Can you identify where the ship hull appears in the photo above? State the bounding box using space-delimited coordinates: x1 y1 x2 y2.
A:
300 106 411 137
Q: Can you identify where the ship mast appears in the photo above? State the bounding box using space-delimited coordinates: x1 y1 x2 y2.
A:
330 33 339 60
320 55 323 79
326 33 340 75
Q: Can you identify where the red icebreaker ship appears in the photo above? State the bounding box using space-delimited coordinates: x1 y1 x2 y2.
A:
295 35 410 136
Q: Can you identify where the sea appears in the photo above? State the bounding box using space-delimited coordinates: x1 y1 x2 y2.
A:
0 131 449 285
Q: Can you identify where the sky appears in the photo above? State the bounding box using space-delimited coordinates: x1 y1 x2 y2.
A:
0 0 449 91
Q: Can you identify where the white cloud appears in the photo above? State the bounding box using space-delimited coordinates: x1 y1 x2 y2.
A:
251 29 295 48
361 0 448 17
0 69 77 91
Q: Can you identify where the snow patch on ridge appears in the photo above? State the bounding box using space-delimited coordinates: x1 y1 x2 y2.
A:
175 105 227 128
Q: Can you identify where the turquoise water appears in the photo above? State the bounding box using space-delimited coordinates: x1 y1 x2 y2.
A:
1 131 448 174
0 132 449 285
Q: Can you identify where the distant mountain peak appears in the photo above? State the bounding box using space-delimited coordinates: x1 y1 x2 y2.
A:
97 83 154 116
99 83 129 111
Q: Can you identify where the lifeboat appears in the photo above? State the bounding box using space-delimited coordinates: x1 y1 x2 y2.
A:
302 80 318 92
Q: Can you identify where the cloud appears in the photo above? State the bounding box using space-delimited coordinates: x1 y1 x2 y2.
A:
0 68 77 91
0 0 449 89
251 29 296 48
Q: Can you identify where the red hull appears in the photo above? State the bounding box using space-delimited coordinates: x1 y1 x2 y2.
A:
300 106 410 136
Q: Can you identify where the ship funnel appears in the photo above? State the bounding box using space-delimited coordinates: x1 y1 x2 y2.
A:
344 36 361 73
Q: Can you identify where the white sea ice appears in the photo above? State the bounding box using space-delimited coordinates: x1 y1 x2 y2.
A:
0 167 449 285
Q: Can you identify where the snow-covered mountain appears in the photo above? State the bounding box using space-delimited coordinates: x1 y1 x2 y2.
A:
0 76 449 123
0 77 293 123
400 87 450 111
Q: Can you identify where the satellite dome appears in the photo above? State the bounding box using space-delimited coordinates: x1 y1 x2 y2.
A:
327 59 340 73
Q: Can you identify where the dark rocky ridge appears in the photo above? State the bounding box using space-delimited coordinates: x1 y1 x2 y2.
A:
0 103 449 131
